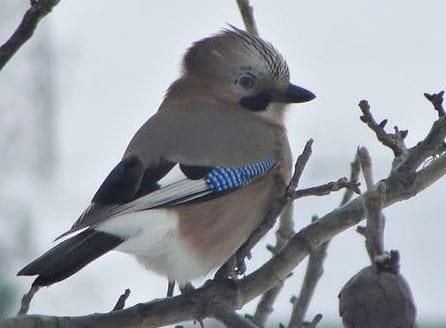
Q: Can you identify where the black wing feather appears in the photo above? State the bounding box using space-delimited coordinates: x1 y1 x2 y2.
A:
18 230 123 286
92 155 144 204
134 159 176 198
66 156 176 234
180 164 213 180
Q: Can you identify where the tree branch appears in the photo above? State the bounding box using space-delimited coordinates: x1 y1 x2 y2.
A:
394 115 446 175
251 153 357 328
236 0 259 36
424 91 445 118
340 148 416 327
2 148 445 327
288 216 325 328
290 177 358 200
358 100 406 156
210 299 259 328
4 97 445 327
307 314 323 328
17 286 39 316
288 156 360 328
0 0 61 72
112 289 131 312
357 148 386 253
252 204 295 327
216 139 314 279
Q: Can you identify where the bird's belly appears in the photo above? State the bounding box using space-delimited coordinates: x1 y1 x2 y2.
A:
96 209 210 284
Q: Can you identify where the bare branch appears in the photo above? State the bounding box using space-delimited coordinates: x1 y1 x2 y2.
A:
2 151 445 327
236 0 259 36
286 139 314 195
288 155 360 328
210 300 259 328
167 280 175 297
236 138 313 274
216 139 313 278
340 155 361 206
307 314 323 328
424 91 445 117
215 196 288 278
356 225 366 236
112 289 131 312
358 100 405 156
290 177 359 199
357 145 386 260
252 283 282 326
0 0 61 72
395 114 446 175
17 286 39 316
288 216 327 328
357 147 374 190
3 96 446 328
252 204 295 327
363 182 387 262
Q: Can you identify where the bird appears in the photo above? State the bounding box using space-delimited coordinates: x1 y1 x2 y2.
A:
18 26 315 293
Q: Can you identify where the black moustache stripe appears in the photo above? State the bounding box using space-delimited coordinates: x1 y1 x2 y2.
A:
239 92 272 111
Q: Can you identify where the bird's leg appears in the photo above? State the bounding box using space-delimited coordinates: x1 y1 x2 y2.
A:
179 281 195 296
167 279 175 297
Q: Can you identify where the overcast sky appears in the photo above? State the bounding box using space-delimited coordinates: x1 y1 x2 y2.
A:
2 0 446 326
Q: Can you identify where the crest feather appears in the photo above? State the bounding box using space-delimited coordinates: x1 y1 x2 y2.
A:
182 26 289 80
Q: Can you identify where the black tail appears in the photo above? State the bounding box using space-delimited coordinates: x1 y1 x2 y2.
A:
18 229 123 287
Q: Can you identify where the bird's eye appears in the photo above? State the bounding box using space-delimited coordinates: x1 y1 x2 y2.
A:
237 73 255 89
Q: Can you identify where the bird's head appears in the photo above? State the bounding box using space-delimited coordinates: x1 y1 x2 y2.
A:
179 26 315 118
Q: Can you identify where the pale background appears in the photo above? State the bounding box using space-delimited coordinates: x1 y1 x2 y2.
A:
0 0 445 326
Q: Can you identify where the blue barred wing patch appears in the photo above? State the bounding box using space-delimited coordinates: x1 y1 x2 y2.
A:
110 156 277 214
206 156 276 192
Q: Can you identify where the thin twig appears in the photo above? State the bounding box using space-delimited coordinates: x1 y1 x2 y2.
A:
252 204 295 327
340 155 361 205
209 299 259 328
394 115 446 174
216 140 314 279
112 289 131 312
356 225 367 236
357 147 374 190
3 94 446 328
214 197 288 278
358 148 396 272
424 91 445 117
237 139 313 274
290 178 359 199
307 314 323 328
288 216 327 328
236 0 259 36
288 156 361 328
2 150 446 327
357 146 388 264
286 140 314 196
253 147 355 327
17 286 39 316
167 280 175 297
358 100 404 156
0 0 61 71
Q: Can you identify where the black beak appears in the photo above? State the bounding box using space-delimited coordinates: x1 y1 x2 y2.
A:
273 83 316 103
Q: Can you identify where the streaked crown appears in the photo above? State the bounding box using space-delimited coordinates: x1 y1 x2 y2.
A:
183 26 289 84
174 26 315 113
